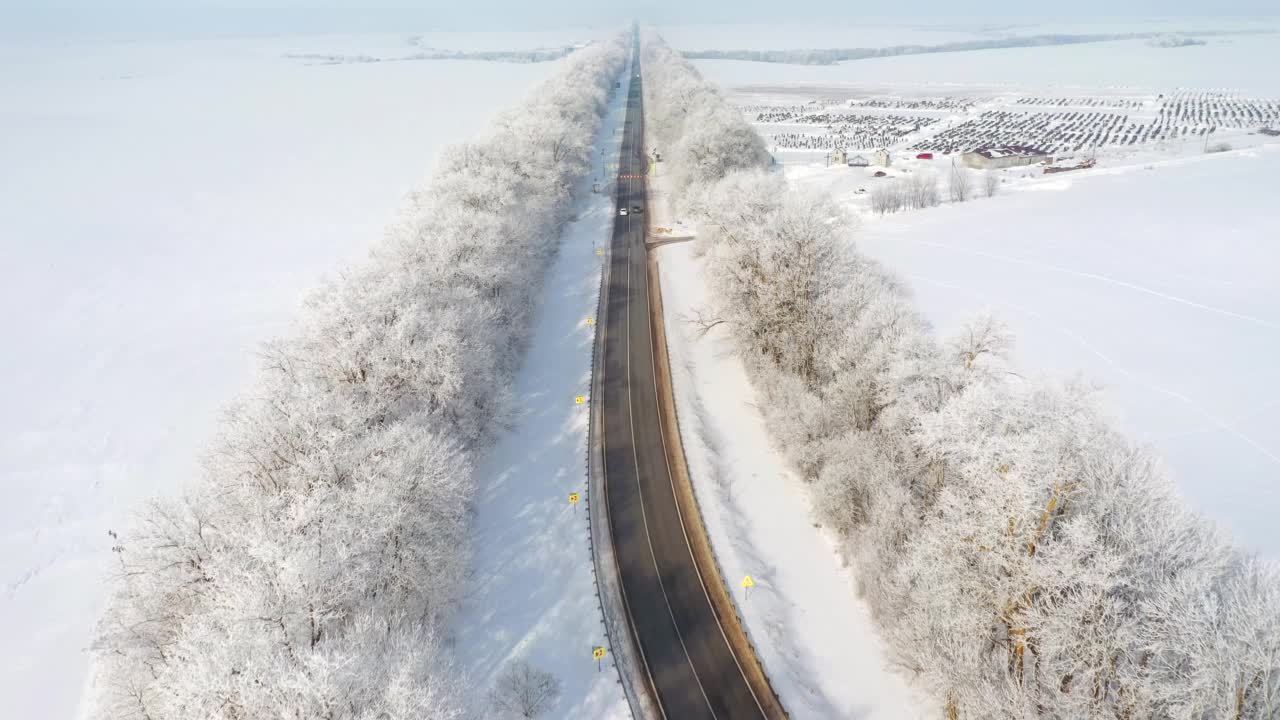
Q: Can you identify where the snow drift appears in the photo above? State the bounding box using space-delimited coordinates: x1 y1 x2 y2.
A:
86 35 627 720
642 30 1280 720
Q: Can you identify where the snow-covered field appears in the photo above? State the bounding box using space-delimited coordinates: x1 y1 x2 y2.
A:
0 33 573 719
672 20 1280 557
845 147 1280 556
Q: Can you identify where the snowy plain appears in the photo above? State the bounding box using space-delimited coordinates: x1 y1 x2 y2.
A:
845 147 1280 556
0 31 587 719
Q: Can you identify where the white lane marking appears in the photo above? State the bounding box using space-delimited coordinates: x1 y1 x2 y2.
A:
620 87 717 719
639 155 769 720
596 60 668 720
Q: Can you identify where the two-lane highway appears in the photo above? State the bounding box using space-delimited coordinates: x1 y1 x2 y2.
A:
597 35 776 720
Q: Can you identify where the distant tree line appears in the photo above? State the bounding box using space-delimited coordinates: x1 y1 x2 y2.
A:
643 30 1280 720
87 34 628 720
680 29 1269 65
1148 35 1209 48
286 47 577 66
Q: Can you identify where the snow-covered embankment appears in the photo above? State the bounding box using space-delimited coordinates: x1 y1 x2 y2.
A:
450 52 634 718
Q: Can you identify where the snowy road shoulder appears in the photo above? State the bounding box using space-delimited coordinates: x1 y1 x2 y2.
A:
451 79 629 719
653 227 932 718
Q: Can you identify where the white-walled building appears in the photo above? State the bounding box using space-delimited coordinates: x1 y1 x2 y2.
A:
961 145 1053 169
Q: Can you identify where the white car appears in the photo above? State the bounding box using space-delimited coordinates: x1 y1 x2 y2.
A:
619 207 628 216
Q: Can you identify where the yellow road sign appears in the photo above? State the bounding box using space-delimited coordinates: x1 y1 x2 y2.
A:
596 248 604 256
569 493 580 504
592 647 607 660
574 395 586 405
741 575 755 589
585 317 595 326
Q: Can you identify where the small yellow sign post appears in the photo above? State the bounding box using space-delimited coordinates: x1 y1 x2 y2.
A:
593 646 607 672
575 395 586 405
596 248 604 256
585 317 595 326
569 492 580 513
741 575 755 596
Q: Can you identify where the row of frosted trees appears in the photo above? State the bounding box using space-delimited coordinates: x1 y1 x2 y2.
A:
88 36 627 720
642 31 1280 720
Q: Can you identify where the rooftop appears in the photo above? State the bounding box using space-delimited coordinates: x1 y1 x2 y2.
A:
970 145 1049 159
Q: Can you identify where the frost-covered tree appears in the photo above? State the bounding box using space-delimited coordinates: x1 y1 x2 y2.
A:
950 164 972 202
871 181 906 215
983 171 1001 198
641 27 1280 720
89 34 629 720
640 31 771 202
870 173 940 214
907 170 941 209
489 660 562 719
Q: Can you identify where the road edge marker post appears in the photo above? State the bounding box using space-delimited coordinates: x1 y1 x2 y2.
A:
593 646 607 672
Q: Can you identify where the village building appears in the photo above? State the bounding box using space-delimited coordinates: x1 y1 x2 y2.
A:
873 148 892 167
847 154 870 167
961 145 1053 170
830 148 847 165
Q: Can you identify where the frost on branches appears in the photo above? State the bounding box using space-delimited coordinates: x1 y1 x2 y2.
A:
640 33 772 201
641 31 1280 720
87 36 627 720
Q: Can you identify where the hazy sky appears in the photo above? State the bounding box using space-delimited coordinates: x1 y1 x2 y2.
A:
3 0 1277 35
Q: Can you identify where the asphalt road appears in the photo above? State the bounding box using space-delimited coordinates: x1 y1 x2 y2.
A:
598 37 769 720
